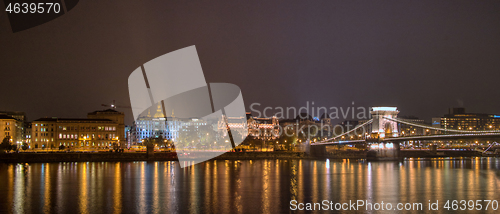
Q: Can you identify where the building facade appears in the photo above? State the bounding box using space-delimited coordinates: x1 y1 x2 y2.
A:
131 103 183 143
441 108 500 131
0 115 19 144
31 118 120 149
87 109 125 141
0 111 26 143
247 114 280 140
397 116 428 136
25 122 32 145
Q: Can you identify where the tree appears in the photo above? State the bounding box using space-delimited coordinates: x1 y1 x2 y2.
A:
277 133 297 151
0 136 12 152
240 136 265 151
177 125 200 149
21 143 29 150
198 124 217 147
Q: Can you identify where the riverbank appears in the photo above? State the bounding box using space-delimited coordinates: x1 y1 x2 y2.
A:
0 151 307 163
0 150 495 163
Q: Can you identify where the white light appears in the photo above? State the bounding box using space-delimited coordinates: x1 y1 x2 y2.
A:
372 107 398 112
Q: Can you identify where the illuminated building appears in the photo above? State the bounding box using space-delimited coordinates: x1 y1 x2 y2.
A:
397 116 427 136
218 115 247 141
441 108 500 131
131 103 183 143
247 115 280 140
0 111 26 143
25 122 32 145
31 118 119 149
87 109 125 141
280 113 333 139
0 115 20 144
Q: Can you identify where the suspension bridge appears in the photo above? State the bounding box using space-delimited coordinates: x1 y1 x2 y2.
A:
310 107 500 160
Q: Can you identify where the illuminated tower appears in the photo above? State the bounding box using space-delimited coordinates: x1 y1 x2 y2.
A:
370 107 399 138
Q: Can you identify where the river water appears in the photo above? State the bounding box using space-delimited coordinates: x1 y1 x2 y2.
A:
0 158 499 213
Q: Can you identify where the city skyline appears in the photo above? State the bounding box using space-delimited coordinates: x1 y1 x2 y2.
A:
1 0 500 125
3 101 499 126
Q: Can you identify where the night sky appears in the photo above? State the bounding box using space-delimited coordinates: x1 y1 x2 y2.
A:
1 0 500 125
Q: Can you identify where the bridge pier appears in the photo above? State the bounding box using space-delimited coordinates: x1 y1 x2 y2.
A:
310 144 326 157
367 141 401 161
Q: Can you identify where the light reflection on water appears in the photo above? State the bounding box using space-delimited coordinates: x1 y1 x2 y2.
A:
0 158 498 214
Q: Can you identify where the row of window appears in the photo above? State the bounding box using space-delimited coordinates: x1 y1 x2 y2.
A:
32 142 117 148
443 118 499 121
61 126 116 131
36 133 52 137
35 127 116 132
58 133 116 140
58 142 115 147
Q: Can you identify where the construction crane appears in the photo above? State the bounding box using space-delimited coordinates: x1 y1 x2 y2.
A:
101 100 131 109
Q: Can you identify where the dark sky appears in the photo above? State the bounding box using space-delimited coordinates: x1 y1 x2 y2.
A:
1 0 500 125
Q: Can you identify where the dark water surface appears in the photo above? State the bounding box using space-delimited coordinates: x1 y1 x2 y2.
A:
0 158 499 213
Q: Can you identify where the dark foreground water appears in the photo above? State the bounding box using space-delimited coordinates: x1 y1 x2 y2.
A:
0 158 499 214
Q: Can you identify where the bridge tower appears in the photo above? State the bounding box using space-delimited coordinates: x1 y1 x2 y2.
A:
370 107 399 138
368 107 401 161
